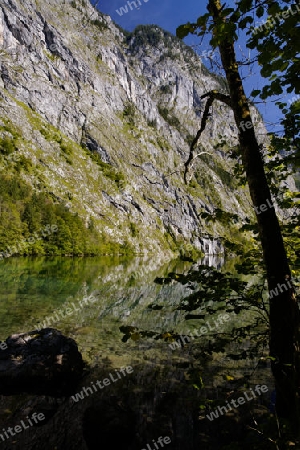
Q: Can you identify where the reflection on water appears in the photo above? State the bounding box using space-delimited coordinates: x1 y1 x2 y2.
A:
199 254 225 269
0 255 226 366
0 255 274 450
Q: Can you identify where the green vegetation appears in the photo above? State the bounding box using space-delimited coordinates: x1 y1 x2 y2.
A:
125 24 195 60
40 125 61 143
129 222 138 237
0 136 17 155
185 133 195 146
125 25 172 50
122 101 136 127
90 19 108 32
39 123 75 163
43 49 57 62
176 0 300 439
177 242 204 261
201 153 233 188
60 141 73 155
14 155 34 173
0 120 35 174
158 105 181 129
0 118 21 156
0 174 132 257
83 147 125 188
156 136 171 151
147 118 157 128
114 21 129 36
160 84 173 95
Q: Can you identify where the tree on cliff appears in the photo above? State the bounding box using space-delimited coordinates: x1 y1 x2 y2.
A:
177 0 300 432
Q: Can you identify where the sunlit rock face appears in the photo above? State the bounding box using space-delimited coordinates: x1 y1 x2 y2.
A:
0 0 266 256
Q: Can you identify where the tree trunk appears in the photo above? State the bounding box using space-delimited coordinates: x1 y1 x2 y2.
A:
209 0 300 429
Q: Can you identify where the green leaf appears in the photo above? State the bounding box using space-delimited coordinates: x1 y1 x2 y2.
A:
239 0 253 14
256 5 264 18
251 89 261 98
239 16 254 29
226 375 235 381
221 8 235 17
280 61 289 72
196 13 210 27
176 23 196 39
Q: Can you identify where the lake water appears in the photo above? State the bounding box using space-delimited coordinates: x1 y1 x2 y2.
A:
0 254 269 387
0 255 274 450
0 255 231 367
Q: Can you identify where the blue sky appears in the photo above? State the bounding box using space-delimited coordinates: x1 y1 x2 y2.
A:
95 0 207 35
92 0 284 133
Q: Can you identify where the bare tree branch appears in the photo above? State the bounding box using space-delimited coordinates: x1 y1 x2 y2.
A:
183 90 232 183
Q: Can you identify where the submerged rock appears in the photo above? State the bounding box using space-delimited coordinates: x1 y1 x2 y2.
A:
0 328 84 396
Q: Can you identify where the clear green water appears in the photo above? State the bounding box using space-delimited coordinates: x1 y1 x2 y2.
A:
0 255 271 393
0 255 213 367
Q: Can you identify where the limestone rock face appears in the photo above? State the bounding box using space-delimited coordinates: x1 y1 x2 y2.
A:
0 0 267 256
0 328 84 396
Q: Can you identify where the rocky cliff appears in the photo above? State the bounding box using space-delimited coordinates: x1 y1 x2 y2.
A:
0 0 267 257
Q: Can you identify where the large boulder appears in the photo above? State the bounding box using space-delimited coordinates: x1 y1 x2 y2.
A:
0 328 84 396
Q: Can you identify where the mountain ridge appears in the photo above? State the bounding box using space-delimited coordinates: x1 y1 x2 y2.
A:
0 0 265 258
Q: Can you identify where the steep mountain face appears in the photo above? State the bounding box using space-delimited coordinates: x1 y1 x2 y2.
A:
0 0 266 257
